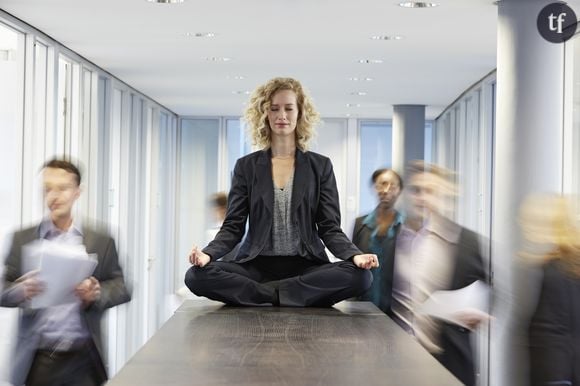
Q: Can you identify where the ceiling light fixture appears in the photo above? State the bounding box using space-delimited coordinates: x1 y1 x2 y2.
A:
227 75 245 80
232 90 250 95
398 2 439 8
349 91 367 96
357 59 383 64
147 0 185 3
346 103 362 108
205 57 232 62
348 77 374 82
370 35 404 40
186 32 216 38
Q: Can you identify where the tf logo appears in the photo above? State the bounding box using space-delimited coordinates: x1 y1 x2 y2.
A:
537 2 577 43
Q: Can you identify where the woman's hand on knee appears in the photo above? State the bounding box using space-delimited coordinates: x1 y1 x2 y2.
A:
352 254 379 270
188 245 211 267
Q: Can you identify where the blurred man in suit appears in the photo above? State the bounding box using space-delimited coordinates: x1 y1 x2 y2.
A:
1 159 131 386
392 161 487 386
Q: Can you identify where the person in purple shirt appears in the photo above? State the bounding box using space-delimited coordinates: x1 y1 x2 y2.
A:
1 159 130 386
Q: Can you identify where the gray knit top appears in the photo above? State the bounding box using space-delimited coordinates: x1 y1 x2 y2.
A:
261 171 300 256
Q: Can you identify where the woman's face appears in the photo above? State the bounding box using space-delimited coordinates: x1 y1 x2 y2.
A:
267 89 299 139
374 170 401 209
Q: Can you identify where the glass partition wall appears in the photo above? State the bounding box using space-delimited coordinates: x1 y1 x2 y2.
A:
0 11 178 381
0 21 24 383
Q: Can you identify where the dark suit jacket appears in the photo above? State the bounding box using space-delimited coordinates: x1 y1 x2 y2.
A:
354 214 486 386
437 226 487 386
529 260 580 386
203 149 361 263
351 211 401 314
1 223 131 386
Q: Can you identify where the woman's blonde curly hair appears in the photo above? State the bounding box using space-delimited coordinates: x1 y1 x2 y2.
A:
244 77 320 151
519 194 580 277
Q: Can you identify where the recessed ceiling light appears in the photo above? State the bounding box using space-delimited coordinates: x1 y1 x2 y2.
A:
186 32 216 38
227 75 245 80
357 59 383 64
349 91 367 96
370 35 404 40
346 103 362 108
205 57 232 62
348 77 374 82
398 2 439 8
232 90 250 95
147 0 184 3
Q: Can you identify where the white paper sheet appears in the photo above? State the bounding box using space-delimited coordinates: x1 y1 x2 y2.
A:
21 240 43 273
417 280 490 328
22 240 98 308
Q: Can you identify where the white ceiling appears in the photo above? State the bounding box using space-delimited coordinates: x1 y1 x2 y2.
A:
0 0 501 119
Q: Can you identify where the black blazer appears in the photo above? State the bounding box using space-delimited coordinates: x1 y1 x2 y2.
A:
437 226 487 386
203 149 362 263
354 214 486 386
529 260 580 386
1 224 131 386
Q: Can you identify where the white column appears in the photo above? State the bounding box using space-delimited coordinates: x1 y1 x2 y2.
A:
391 104 425 174
491 0 564 385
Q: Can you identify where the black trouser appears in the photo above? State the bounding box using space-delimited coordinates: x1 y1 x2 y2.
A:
184 255 372 307
433 323 476 386
25 344 102 386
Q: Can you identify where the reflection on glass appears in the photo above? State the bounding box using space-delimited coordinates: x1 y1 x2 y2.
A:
0 23 23 239
0 21 23 383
